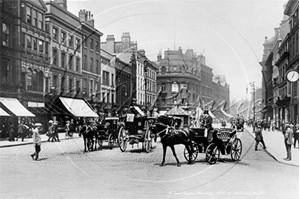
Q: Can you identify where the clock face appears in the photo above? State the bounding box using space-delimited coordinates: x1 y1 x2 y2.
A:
173 66 177 71
287 70 299 82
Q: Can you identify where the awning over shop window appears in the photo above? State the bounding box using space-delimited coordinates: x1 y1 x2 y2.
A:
0 107 10 116
0 97 35 117
59 97 98 117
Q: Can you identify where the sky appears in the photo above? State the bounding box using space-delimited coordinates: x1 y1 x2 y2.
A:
67 0 287 101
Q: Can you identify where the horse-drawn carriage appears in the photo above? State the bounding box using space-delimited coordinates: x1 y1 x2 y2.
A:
97 117 120 149
118 114 153 153
183 127 242 164
152 114 242 166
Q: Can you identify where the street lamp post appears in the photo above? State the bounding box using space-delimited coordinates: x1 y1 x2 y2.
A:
144 59 148 112
247 82 256 129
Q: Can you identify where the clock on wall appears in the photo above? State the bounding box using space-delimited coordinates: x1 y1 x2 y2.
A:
173 66 178 71
286 70 299 83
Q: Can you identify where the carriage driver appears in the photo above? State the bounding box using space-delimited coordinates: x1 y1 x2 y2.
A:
201 110 213 137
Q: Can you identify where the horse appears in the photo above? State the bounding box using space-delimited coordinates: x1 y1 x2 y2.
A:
80 124 96 152
153 115 195 167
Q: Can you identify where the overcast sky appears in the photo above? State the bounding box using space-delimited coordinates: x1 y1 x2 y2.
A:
67 0 287 100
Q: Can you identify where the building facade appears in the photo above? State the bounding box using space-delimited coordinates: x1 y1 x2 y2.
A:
78 9 103 113
156 48 202 111
284 0 299 124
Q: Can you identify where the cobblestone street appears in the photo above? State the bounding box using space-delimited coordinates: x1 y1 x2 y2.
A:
0 128 298 199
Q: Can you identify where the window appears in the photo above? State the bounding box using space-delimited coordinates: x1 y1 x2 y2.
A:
83 55 87 70
2 23 9 46
33 37 37 50
103 71 110 86
83 36 87 47
38 12 43 29
90 38 93 50
69 78 73 92
90 57 94 72
76 80 80 92
83 78 87 93
52 48 58 66
45 78 49 93
96 60 99 74
53 27 58 40
45 22 50 33
53 75 58 89
61 52 66 67
90 80 94 95
75 38 81 51
95 41 99 52
32 70 38 91
69 54 73 70
38 71 43 92
111 74 114 86
26 35 31 49
61 31 66 45
38 40 43 52
76 57 80 72
27 69 32 90
32 9 37 27
45 42 49 56
69 35 74 48
161 66 166 74
111 93 114 104
26 7 31 24
2 60 11 83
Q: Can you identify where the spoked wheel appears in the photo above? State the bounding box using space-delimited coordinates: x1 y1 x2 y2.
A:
206 143 220 164
183 143 198 162
108 134 114 150
118 126 127 152
144 129 152 153
231 138 242 161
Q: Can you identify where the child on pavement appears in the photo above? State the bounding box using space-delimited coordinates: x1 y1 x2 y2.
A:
30 123 41 161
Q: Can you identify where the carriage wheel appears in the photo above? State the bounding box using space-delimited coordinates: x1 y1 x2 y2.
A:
144 129 152 153
206 143 220 164
108 134 114 150
183 144 198 162
231 138 242 161
118 127 127 152
98 139 103 148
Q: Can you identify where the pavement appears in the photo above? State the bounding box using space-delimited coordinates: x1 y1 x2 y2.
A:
244 126 299 167
0 126 299 167
0 132 75 148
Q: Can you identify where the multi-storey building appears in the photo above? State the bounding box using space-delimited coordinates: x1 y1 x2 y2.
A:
78 9 103 112
273 14 290 128
1 0 51 126
284 0 299 124
200 64 214 105
100 49 115 113
156 48 202 111
45 0 83 98
212 75 230 118
101 32 137 54
115 53 135 111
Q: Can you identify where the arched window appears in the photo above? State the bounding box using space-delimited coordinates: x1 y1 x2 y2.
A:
32 69 38 91
161 66 166 74
27 68 33 90
38 71 44 92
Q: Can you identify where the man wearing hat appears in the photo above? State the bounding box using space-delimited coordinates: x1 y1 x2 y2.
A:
30 123 41 161
254 119 267 151
284 123 293 161
47 120 54 142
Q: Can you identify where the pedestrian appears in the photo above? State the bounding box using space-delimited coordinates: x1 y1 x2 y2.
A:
284 124 293 161
30 123 41 161
47 120 54 142
65 120 70 138
52 121 60 142
8 121 15 141
254 120 267 151
294 124 299 148
16 121 25 141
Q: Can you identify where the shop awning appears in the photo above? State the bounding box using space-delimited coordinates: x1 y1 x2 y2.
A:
0 97 35 117
0 107 10 116
59 97 98 117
